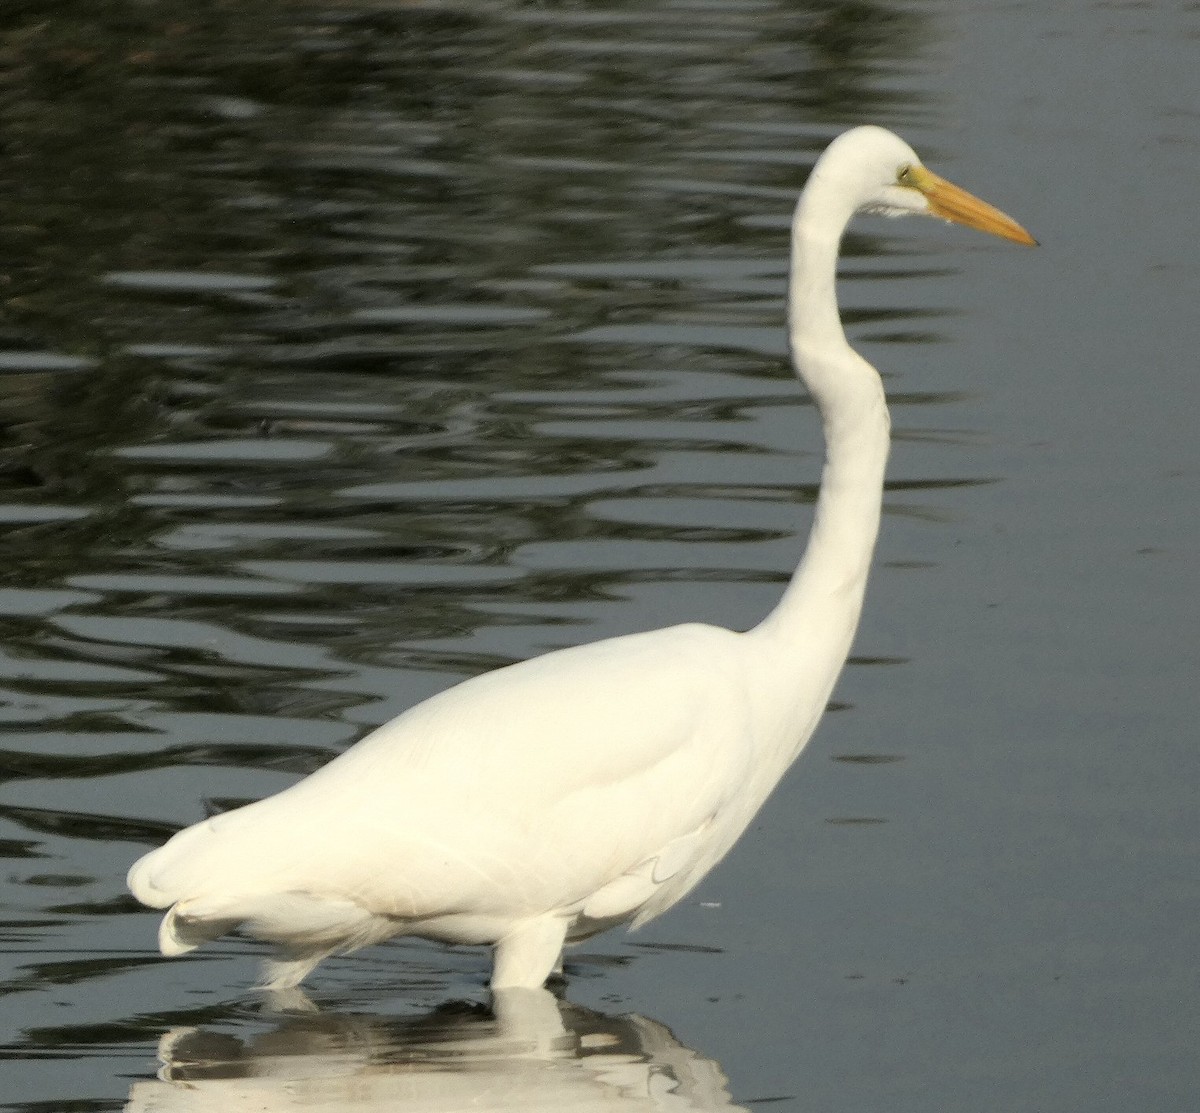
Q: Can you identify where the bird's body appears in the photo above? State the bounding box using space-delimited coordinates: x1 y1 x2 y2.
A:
130 618 848 989
128 127 1034 991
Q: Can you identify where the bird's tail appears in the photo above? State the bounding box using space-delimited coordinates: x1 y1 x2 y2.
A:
157 895 246 955
129 834 396 987
153 889 390 961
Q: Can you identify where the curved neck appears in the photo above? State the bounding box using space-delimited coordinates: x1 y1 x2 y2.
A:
753 197 890 664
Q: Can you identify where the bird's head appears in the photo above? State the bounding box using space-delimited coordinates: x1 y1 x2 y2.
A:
812 125 1037 246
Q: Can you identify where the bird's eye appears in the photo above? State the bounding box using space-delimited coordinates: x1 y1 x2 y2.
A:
897 165 915 186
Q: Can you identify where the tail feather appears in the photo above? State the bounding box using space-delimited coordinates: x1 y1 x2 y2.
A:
159 899 241 956
154 889 389 959
127 850 175 910
128 810 400 987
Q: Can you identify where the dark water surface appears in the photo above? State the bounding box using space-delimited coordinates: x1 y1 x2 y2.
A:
1 2 1197 1110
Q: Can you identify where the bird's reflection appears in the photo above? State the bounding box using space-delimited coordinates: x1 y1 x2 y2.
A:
127 988 748 1112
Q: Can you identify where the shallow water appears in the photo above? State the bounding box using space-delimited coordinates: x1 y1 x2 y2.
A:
1 1 1197 1110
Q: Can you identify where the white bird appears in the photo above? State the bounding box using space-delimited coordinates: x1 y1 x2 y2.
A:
128 126 1035 992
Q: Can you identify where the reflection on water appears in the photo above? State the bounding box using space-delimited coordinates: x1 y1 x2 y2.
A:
128 990 747 1113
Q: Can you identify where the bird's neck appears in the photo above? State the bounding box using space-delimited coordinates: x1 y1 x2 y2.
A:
752 205 891 687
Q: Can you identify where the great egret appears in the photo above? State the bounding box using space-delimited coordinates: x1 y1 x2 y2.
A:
128 126 1035 992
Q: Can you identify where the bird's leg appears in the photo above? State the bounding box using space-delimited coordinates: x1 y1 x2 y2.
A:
260 950 327 992
491 916 569 990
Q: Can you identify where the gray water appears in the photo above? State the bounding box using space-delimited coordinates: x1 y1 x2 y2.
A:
2 1 1197 1110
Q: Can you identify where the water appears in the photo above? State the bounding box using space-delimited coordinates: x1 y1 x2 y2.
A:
2 1 1197 1110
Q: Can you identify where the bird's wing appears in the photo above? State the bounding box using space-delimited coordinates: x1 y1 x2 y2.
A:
132 623 759 921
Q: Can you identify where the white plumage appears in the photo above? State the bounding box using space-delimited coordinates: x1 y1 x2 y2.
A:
128 126 1034 991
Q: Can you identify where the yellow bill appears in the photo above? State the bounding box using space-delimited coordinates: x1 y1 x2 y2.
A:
903 165 1038 246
